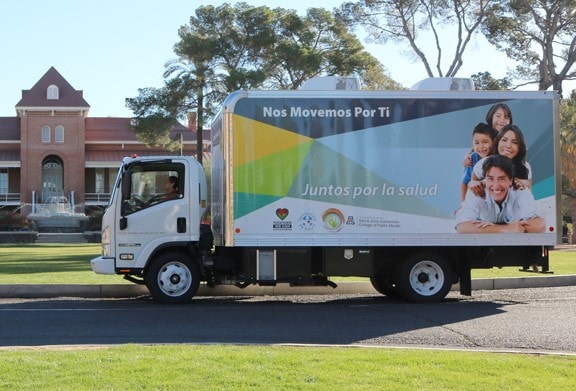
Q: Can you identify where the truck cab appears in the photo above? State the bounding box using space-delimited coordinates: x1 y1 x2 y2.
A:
91 156 208 300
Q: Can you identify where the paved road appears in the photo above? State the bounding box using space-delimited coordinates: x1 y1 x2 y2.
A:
1 286 575 354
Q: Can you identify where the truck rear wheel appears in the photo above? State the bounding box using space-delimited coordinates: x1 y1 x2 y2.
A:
145 252 200 304
396 253 452 303
370 274 400 299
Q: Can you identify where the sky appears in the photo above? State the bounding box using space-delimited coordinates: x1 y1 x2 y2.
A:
1 0 572 118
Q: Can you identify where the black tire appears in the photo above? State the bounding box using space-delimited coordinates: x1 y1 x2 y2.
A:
395 253 453 303
370 274 401 298
145 252 200 304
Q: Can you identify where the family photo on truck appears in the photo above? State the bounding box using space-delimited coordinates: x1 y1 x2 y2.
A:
455 104 546 234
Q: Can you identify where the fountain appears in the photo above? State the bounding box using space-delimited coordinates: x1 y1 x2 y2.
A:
25 192 89 233
1 189 105 244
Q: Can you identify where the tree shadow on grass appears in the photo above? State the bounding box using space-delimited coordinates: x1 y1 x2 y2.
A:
0 258 92 274
0 244 97 274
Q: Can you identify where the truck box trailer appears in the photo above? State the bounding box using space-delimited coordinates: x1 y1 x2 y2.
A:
91 87 561 303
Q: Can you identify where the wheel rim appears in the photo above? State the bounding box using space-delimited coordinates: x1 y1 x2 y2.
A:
408 260 445 297
157 261 193 297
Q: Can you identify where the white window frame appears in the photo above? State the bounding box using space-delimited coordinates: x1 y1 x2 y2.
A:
41 125 50 143
55 125 64 143
47 84 59 100
95 168 105 193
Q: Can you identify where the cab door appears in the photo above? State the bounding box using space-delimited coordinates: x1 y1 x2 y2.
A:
114 161 190 270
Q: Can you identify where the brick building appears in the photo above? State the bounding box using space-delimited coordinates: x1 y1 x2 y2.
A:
0 67 205 214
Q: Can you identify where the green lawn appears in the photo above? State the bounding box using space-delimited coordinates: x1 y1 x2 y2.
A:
0 244 574 284
0 344 574 390
472 249 576 278
0 243 120 284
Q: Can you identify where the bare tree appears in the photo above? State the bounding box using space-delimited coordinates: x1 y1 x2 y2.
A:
483 0 576 94
338 0 495 78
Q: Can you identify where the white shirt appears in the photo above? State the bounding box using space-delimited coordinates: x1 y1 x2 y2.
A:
455 188 539 226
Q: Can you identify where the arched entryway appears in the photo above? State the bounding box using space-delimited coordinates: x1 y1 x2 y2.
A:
42 156 64 203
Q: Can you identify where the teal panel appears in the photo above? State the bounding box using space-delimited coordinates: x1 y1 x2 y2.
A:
234 193 283 219
532 176 555 200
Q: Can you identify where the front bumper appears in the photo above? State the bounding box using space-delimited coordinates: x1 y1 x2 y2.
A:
91 256 116 275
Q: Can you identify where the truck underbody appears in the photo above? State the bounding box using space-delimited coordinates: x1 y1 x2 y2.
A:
116 237 549 304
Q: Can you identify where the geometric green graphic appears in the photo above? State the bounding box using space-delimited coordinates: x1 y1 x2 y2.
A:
235 141 313 196
234 141 313 218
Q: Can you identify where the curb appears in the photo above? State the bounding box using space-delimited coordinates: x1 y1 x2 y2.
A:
1 275 575 299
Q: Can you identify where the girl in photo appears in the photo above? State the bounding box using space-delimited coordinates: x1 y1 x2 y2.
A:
485 103 513 132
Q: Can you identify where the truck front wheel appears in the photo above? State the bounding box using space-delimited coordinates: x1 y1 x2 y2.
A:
145 252 200 304
396 253 453 303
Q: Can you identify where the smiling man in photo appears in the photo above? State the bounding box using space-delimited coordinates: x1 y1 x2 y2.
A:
455 154 545 233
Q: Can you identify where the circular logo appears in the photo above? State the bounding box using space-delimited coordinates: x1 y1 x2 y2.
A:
298 212 316 230
322 208 344 232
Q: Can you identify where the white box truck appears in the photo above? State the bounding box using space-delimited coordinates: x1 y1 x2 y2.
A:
91 87 561 303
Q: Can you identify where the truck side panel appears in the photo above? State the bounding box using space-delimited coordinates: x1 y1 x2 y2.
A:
211 90 559 247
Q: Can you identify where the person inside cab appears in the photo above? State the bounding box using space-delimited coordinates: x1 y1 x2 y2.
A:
163 176 179 200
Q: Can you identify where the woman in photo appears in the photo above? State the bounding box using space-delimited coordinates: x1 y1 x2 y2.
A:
468 124 531 198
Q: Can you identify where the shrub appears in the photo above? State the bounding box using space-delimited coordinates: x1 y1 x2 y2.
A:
0 211 33 231
86 210 103 231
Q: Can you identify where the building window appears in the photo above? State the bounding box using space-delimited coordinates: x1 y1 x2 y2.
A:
55 125 64 143
0 169 8 193
108 171 115 191
41 125 50 143
95 168 105 193
47 85 59 100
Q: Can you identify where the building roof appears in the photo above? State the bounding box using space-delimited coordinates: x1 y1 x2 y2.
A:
85 117 137 143
0 117 20 141
15 66 90 110
0 150 20 161
85 117 196 143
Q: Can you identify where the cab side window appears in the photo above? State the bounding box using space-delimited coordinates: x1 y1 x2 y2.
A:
122 164 184 215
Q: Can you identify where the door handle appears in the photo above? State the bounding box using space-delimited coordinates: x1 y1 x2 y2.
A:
177 217 186 233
